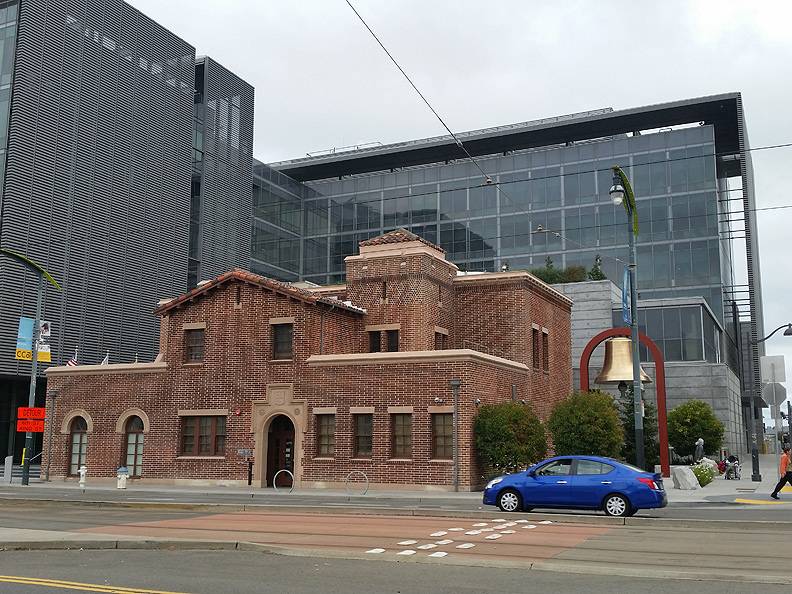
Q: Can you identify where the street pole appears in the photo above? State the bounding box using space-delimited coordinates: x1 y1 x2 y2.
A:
610 167 645 470
627 203 644 469
449 379 461 492
45 390 58 482
22 273 43 486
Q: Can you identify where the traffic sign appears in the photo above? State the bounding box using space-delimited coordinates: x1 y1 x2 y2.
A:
18 407 46 420
16 419 45 433
763 383 787 406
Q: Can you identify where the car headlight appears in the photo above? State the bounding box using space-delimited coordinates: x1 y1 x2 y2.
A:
486 477 503 489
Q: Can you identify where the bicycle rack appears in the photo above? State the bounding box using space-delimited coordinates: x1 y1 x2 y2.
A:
272 469 295 493
345 470 369 496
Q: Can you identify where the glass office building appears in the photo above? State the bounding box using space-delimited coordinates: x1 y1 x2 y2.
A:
279 126 728 325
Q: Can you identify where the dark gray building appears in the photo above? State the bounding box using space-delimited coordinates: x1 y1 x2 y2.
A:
189 57 254 286
0 0 254 462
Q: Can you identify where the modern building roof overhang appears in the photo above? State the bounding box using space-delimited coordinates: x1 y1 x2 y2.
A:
270 93 744 181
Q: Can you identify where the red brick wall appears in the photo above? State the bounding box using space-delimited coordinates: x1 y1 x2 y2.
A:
43 252 572 489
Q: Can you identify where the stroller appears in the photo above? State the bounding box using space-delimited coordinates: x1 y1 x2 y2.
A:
722 454 741 480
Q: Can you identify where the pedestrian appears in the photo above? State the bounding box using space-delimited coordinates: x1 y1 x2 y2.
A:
770 445 792 500
694 438 704 463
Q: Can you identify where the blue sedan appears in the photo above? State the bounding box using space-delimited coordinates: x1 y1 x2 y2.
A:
482 455 667 517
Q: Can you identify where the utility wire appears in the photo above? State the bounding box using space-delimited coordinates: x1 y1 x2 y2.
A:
344 0 494 185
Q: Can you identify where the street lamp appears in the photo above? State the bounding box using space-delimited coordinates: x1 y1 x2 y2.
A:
750 323 792 479
0 248 61 486
753 324 792 344
609 167 645 469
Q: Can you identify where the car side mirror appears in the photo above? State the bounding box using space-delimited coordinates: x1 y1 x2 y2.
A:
527 469 536 477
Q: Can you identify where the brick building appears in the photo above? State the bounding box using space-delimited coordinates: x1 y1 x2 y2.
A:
42 230 572 490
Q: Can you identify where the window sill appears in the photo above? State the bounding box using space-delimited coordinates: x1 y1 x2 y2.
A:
429 459 453 464
387 458 413 463
183 362 204 367
269 359 294 364
176 456 226 460
350 457 373 462
313 457 335 461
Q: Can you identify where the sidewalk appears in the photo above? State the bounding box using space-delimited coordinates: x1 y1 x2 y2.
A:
665 454 783 503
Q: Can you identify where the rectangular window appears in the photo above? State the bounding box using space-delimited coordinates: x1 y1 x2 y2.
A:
434 332 447 350
532 328 540 370
185 329 205 362
353 414 373 458
368 331 381 353
431 413 453 460
272 323 293 360
386 329 399 352
542 332 549 372
179 416 226 456
316 414 335 457
391 414 412 458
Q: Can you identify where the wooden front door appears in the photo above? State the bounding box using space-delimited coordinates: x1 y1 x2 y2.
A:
266 415 295 487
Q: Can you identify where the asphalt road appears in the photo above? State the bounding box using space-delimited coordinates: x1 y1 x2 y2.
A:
1 484 791 521
0 550 788 594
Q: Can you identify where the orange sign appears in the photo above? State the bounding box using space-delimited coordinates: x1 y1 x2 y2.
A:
17 419 45 433
18 407 46 420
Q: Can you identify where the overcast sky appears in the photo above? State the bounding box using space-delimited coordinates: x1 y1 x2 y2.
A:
134 0 792 424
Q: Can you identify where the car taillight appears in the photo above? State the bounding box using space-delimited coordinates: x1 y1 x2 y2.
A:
637 477 658 490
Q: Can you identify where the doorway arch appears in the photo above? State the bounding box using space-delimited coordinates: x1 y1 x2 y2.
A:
265 414 295 487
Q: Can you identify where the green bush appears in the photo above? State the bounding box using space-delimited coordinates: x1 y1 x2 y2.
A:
691 461 715 487
548 391 624 458
617 385 659 470
560 265 587 283
667 400 725 457
474 402 547 478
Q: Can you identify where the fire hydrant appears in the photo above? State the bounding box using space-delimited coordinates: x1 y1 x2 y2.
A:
116 466 129 490
78 465 88 492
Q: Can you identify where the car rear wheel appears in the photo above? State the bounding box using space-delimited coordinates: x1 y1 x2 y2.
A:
603 494 631 517
497 489 522 513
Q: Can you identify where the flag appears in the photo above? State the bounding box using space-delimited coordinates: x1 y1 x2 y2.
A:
66 348 79 367
100 351 109 365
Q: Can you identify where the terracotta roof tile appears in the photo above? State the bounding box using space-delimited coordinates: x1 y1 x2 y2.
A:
359 228 444 253
153 269 366 315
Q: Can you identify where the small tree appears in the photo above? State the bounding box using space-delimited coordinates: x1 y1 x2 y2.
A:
474 402 547 478
530 256 563 284
560 265 587 283
667 400 724 457
548 391 624 458
588 254 607 281
617 385 659 469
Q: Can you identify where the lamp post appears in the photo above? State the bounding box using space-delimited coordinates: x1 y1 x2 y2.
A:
609 167 645 469
0 249 61 486
449 378 461 492
749 323 792 480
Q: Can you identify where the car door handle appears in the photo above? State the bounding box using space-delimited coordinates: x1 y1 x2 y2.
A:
556 480 568 484
601 481 612 485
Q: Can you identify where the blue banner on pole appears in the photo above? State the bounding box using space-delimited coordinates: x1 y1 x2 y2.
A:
622 268 631 325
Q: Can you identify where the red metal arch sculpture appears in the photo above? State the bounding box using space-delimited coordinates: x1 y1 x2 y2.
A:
580 327 670 478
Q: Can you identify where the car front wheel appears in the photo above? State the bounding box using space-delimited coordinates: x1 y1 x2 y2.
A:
603 494 631 517
497 489 522 513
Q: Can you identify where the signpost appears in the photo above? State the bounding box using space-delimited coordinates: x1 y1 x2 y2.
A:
15 317 52 364
18 407 46 420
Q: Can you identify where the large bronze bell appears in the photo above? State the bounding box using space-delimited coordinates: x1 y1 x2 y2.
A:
595 337 652 385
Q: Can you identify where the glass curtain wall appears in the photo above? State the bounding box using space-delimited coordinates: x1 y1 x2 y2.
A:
295 126 727 320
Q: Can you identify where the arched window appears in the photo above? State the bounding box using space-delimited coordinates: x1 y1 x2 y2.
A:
124 416 145 477
69 417 88 476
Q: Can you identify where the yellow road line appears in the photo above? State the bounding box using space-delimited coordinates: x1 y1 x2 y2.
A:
0 575 189 594
781 486 792 493
734 498 787 505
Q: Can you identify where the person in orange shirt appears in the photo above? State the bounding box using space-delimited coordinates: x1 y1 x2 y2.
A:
771 445 792 499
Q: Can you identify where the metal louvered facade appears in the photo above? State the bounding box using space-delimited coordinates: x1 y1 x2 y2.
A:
0 0 195 378
188 56 253 285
